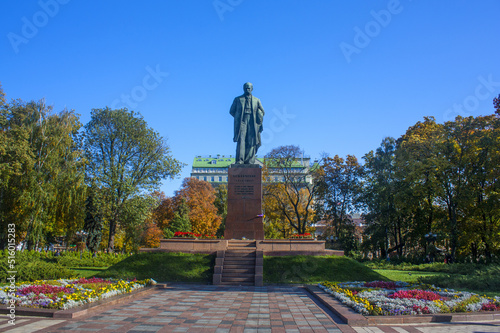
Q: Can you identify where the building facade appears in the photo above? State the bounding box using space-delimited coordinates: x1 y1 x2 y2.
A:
190 154 316 187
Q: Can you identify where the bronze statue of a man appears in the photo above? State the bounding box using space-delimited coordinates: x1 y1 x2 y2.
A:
230 82 265 164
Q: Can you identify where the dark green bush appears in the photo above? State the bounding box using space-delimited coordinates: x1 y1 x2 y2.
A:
0 249 130 282
0 260 77 283
55 252 130 267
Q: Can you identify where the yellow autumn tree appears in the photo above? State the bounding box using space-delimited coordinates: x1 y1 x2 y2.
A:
142 222 163 248
175 177 222 236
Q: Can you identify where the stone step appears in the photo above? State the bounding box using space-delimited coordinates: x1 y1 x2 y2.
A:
227 248 256 252
223 263 254 269
222 276 254 283
222 271 254 277
222 268 255 276
224 251 256 257
223 259 255 266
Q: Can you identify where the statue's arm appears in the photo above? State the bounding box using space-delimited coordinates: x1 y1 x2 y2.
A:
258 99 265 115
229 98 237 117
256 99 264 125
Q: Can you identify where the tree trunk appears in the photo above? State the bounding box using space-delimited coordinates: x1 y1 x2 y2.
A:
108 217 117 253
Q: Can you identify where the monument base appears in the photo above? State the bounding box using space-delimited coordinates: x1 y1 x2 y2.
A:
224 164 264 240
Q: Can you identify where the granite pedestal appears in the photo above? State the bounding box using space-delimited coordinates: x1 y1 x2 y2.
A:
224 164 264 240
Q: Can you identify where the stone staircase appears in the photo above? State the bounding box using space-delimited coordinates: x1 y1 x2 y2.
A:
213 240 263 286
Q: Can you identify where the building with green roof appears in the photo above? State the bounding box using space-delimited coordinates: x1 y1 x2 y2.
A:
190 154 318 187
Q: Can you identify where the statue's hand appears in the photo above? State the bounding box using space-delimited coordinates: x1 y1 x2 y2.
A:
256 110 264 125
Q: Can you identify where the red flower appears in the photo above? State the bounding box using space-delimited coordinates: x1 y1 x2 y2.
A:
17 285 73 296
290 233 313 239
75 277 112 284
482 302 500 311
389 290 442 301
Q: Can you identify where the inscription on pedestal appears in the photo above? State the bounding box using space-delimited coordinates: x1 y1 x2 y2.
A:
235 185 254 196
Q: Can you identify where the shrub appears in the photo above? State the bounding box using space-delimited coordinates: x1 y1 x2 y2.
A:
0 260 77 283
55 252 129 267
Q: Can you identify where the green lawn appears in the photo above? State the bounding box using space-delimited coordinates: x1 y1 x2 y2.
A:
94 252 215 283
72 267 109 278
264 255 387 284
373 269 451 283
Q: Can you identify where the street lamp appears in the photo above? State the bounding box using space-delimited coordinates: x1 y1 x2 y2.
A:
425 232 437 243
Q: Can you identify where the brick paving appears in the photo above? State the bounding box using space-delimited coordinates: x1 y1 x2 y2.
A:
0 284 499 333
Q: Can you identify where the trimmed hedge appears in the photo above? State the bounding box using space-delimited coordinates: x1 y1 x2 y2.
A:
0 250 130 283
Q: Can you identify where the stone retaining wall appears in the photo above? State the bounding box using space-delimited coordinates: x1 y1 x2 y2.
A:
140 239 344 256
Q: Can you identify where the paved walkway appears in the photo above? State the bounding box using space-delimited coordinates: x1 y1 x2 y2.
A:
1 284 499 333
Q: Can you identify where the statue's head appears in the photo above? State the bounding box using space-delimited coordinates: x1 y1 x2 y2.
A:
243 82 253 95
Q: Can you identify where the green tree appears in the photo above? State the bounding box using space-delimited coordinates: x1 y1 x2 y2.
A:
361 137 409 258
119 194 158 252
431 116 478 260
83 189 103 252
167 197 191 234
315 154 363 252
214 185 227 237
83 107 182 252
0 97 85 249
395 117 444 257
494 94 500 115
457 115 500 261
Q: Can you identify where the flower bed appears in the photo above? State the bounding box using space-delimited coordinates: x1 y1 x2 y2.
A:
0 277 156 310
173 231 216 239
319 281 500 316
290 233 313 239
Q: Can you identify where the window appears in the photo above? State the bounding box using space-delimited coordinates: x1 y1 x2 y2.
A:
218 176 222 182
211 176 214 182
203 176 207 181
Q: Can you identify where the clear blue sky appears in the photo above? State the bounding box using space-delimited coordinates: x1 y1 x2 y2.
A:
2 1 500 196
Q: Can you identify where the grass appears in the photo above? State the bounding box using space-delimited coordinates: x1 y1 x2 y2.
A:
373 269 452 283
366 261 500 297
94 252 215 283
264 255 387 284
71 267 109 278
